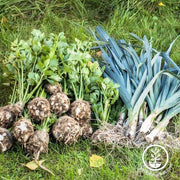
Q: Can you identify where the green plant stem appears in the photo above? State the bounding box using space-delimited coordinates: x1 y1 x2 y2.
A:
103 99 109 122
11 80 17 104
93 107 100 121
25 74 44 104
63 78 67 93
79 70 84 100
21 61 24 102
42 117 49 131
23 83 30 103
71 82 78 100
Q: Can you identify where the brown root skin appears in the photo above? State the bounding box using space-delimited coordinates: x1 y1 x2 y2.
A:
80 122 93 138
0 106 15 128
70 100 91 126
45 82 62 95
25 129 49 154
12 102 24 117
13 118 34 144
0 127 13 152
0 102 24 128
25 129 54 175
27 98 51 123
52 116 81 144
49 92 70 116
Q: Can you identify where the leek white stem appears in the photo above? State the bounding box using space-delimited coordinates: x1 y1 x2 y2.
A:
145 116 171 143
140 110 160 134
127 114 138 139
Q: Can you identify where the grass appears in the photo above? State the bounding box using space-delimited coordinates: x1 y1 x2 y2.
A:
104 0 180 62
0 140 180 179
0 0 180 179
0 140 164 180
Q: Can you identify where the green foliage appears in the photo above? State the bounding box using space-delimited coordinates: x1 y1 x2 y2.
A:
3 27 119 123
0 0 179 179
53 34 119 123
5 30 62 104
93 26 180 139
89 78 119 123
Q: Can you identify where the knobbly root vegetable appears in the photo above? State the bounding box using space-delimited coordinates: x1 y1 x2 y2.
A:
80 122 93 138
0 127 13 152
25 129 54 175
49 92 70 116
0 105 15 128
12 102 24 117
13 118 34 144
27 98 50 123
70 100 91 126
52 116 81 144
25 129 49 154
0 102 23 128
45 82 62 95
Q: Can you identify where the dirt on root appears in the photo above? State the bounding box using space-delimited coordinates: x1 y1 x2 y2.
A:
70 100 91 125
91 122 180 150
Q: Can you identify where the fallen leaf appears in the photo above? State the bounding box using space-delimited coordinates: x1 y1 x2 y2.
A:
90 154 105 167
158 2 165 6
25 160 45 170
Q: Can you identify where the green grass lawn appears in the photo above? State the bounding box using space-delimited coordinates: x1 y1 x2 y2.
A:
0 0 180 179
0 140 180 180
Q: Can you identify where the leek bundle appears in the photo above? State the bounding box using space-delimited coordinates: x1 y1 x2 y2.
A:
92 26 180 144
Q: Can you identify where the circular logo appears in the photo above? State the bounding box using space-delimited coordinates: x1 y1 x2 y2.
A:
142 144 169 172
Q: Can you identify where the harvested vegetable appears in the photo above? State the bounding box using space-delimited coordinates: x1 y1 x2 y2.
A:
2 29 61 128
49 92 70 116
25 129 49 156
27 97 51 123
56 39 94 134
52 116 81 144
89 77 119 124
0 127 13 152
45 82 62 95
92 26 180 145
70 100 91 126
0 102 23 128
56 38 119 138
80 122 93 138
13 118 34 144
25 129 53 174
0 105 15 128
25 116 55 175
